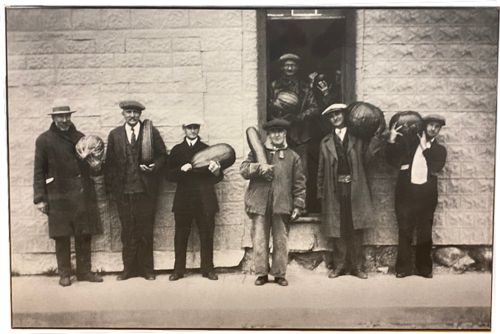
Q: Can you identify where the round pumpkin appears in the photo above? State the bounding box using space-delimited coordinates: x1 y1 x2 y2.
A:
75 135 105 171
389 111 424 144
276 90 299 110
346 102 386 140
191 143 236 171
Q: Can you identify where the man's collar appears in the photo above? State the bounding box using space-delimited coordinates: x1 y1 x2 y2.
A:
125 121 141 130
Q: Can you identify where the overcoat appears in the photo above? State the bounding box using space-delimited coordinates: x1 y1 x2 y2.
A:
105 122 167 198
317 132 383 238
167 138 223 213
240 140 306 216
33 123 100 238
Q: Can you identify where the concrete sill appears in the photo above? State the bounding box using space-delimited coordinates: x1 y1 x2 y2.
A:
292 213 321 224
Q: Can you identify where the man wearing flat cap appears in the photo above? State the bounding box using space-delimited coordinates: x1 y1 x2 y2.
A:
317 103 385 279
268 53 319 192
105 100 167 281
167 117 222 281
33 105 103 287
240 119 306 286
386 114 447 278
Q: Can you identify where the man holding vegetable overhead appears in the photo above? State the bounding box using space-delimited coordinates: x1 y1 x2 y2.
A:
167 117 223 281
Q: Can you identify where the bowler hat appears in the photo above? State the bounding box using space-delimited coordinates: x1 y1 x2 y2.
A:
279 53 300 63
423 114 446 126
263 118 290 131
119 100 145 111
48 106 76 115
321 103 348 117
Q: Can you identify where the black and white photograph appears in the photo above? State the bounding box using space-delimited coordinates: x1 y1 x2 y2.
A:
4 4 498 330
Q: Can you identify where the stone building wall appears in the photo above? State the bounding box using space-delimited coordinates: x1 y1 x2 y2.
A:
7 8 258 274
6 8 497 274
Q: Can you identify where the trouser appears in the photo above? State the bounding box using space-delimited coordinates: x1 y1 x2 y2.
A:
395 171 437 275
173 211 216 275
251 205 290 278
55 234 92 278
332 182 364 272
116 192 156 275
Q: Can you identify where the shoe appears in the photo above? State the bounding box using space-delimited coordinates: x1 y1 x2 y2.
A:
254 275 268 286
396 272 411 278
418 272 433 279
59 276 71 287
116 271 134 281
77 272 103 283
274 277 289 286
143 273 156 281
202 272 218 280
328 268 344 279
351 270 368 279
169 273 184 281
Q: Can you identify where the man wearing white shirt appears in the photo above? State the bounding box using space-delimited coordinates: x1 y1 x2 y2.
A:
317 104 385 279
386 114 447 278
105 100 167 281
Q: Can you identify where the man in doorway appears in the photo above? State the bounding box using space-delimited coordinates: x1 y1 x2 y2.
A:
167 118 222 281
317 103 384 279
105 100 167 281
240 119 306 286
269 53 319 211
33 105 103 287
386 115 447 278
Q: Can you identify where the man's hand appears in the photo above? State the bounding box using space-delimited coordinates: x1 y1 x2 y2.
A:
258 164 274 181
36 202 48 215
180 163 193 172
139 163 155 174
208 160 221 176
417 132 429 151
388 123 403 143
290 208 301 221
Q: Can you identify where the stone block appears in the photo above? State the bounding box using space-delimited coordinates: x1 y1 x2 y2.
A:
461 195 492 211
461 161 494 179
96 38 125 53
143 53 173 67
242 10 257 31
291 252 325 270
213 224 245 251
11 253 58 275
8 55 26 70
126 38 171 53
8 69 56 87
53 39 96 54
11 218 53 253
447 78 497 94
130 9 189 29
173 52 201 66
200 28 242 51
56 68 106 85
71 9 102 30
7 40 55 55
189 10 242 28
204 115 243 141
6 8 43 32
172 37 201 51
202 51 241 72
215 203 245 226
171 66 203 83
205 72 242 94
204 94 243 118
91 252 123 272
56 54 114 68
101 9 130 30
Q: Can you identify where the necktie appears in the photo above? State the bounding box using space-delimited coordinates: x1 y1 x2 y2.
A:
131 127 136 145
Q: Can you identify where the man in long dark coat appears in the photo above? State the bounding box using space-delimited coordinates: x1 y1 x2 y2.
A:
317 103 384 279
167 117 222 281
105 100 167 281
33 105 103 287
386 114 447 278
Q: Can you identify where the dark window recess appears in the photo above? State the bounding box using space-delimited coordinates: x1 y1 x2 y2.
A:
265 11 353 215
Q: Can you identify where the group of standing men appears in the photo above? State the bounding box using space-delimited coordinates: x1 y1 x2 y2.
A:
34 101 221 286
32 51 447 288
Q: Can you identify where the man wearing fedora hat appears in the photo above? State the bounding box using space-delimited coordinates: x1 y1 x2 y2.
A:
386 114 447 278
167 117 222 281
105 100 167 281
317 103 385 279
33 105 103 287
240 119 306 286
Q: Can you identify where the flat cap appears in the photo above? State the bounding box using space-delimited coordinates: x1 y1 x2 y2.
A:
279 53 300 63
48 105 76 115
263 118 290 131
182 116 204 127
423 114 446 126
119 100 145 111
321 103 348 117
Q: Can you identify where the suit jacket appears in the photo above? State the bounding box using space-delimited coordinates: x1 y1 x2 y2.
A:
317 131 384 237
105 122 167 198
33 123 100 238
167 138 223 213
